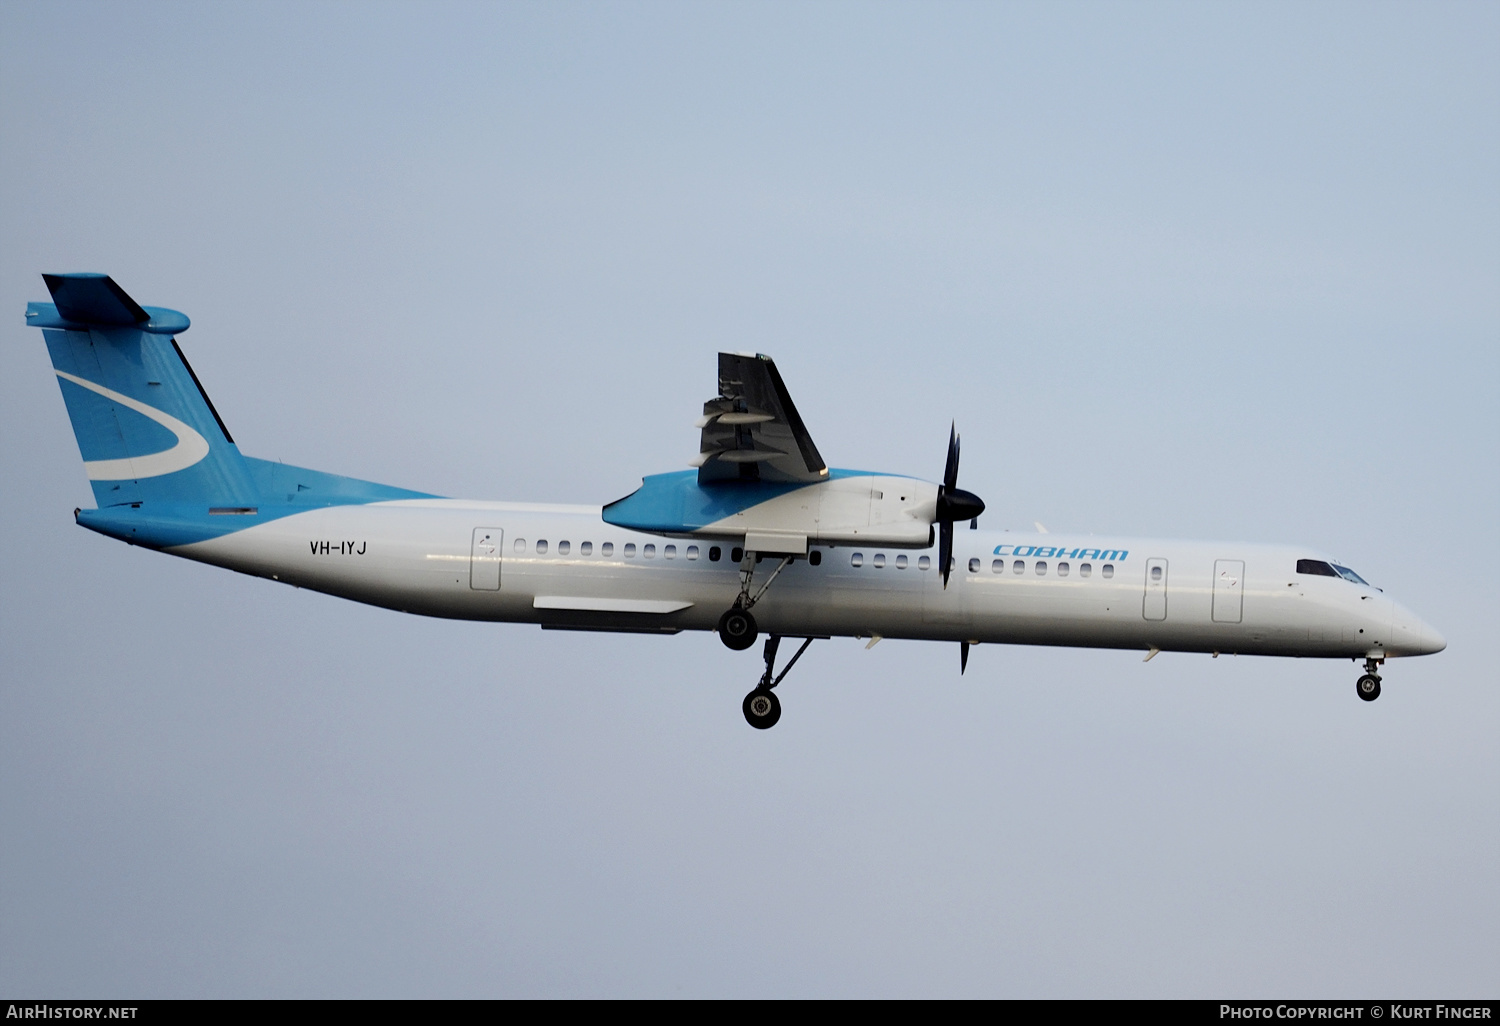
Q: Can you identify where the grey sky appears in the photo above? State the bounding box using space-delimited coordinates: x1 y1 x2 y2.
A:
1 0 1496 997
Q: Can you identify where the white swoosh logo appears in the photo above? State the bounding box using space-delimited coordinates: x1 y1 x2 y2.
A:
56 370 211 480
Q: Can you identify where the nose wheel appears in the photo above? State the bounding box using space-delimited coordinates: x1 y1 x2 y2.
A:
1357 658 1383 702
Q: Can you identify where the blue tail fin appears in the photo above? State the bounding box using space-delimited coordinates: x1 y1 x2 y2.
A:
29 273 258 508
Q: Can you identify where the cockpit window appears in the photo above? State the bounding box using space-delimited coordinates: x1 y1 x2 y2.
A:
1297 558 1369 585
1331 564 1369 586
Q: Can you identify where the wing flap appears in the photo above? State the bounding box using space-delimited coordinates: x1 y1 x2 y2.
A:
696 353 827 484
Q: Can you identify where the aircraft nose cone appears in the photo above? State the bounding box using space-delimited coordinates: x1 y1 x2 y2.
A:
1389 601 1446 657
1422 622 1447 655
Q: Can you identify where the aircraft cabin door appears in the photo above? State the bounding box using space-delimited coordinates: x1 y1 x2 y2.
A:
470 527 503 591
1212 559 1245 623
1142 557 1168 621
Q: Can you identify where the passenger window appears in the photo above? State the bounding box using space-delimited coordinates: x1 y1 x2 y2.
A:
1036 561 1047 575
1013 560 1024 574
536 539 548 555
969 557 980 573
686 545 698 560
852 552 864 567
731 547 744 563
558 540 570 556
624 543 636 557
993 558 1004 573
664 545 677 559
893 554 905 569
602 542 614 557
514 538 527 554
581 541 593 556
643 544 656 558
1102 564 1114 578
919 555 930 570
1057 562 1069 577
873 554 886 569
1080 563 1091 577
809 550 822 566
709 546 721 562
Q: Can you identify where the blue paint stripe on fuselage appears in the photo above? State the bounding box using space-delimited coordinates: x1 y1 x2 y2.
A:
76 460 439 548
601 468 890 534
77 504 298 548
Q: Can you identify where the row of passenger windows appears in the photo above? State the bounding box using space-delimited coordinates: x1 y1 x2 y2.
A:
512 539 826 567
510 537 1116 579
985 558 1114 577
517 538 693 559
848 552 1115 578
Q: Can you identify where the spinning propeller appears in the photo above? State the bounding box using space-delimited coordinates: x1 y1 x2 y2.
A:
935 423 986 589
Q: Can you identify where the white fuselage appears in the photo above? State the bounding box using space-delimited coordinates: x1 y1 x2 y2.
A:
174 499 1443 661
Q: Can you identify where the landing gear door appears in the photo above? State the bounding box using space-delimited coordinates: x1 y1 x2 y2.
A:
470 527 503 591
1143 557 1168 621
1212 559 1245 623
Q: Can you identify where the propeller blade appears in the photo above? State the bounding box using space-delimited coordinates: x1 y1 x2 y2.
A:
935 423 985 589
943 422 960 492
960 641 970 675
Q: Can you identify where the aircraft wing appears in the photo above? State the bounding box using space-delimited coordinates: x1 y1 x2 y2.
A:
694 353 828 485
603 351 937 552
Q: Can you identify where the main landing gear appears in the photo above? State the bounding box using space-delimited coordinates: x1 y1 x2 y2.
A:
742 634 815 729
717 549 795 651
1357 657 1383 702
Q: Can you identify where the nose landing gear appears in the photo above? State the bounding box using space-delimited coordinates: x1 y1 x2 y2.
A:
742 634 815 729
1357 657 1383 702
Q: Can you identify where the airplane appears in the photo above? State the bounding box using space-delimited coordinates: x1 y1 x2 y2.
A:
27 273 1446 728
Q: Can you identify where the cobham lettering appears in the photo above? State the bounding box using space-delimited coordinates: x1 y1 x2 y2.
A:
994 544 1128 561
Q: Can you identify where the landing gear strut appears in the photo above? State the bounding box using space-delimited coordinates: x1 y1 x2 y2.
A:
742 634 815 729
716 549 794 651
1357 657 1383 702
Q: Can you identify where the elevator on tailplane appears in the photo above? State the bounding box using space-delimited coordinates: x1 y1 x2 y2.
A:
29 273 1446 729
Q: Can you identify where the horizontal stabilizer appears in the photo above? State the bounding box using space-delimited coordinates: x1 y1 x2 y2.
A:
31 273 189 334
45 273 147 324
